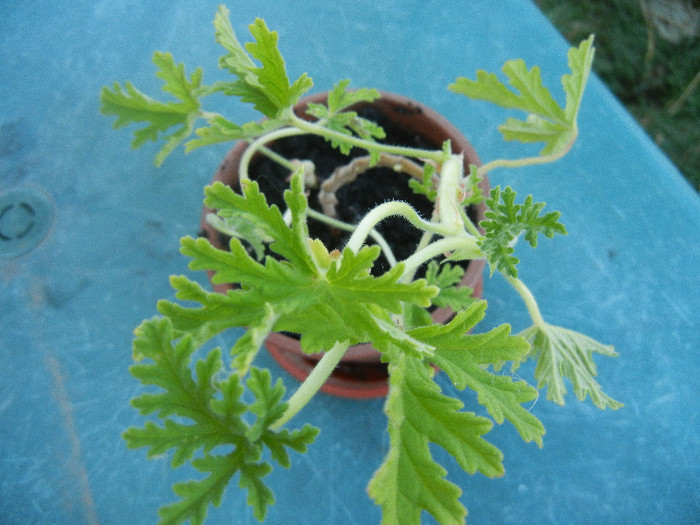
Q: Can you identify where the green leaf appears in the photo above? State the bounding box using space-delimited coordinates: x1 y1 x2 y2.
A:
246 368 288 442
517 323 623 409
203 177 315 272
230 304 279 376
478 186 566 278
368 352 504 525
306 79 385 155
213 8 313 117
449 37 595 156
408 162 438 202
158 453 242 525
562 35 595 124
186 116 286 152
409 302 544 445
100 52 207 166
424 261 475 311
174 171 437 358
127 313 318 523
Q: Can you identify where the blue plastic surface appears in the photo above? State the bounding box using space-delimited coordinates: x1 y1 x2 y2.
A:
1 1 698 524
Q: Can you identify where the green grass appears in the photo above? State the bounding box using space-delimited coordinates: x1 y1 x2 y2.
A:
534 0 700 191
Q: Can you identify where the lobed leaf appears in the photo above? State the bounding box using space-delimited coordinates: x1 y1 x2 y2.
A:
449 37 595 156
424 261 475 312
410 302 544 445
518 323 622 410
478 186 566 278
100 52 207 166
306 79 385 155
368 352 503 525
127 313 318 523
213 8 312 117
562 35 595 124
158 453 242 525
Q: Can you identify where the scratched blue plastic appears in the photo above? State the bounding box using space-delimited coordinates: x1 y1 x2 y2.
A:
0 1 698 524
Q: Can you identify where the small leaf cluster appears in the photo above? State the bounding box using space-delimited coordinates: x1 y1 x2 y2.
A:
479 186 567 277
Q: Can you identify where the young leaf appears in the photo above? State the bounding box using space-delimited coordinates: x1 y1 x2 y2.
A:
100 52 208 166
517 323 623 410
478 186 566 277
368 352 504 525
213 8 313 117
424 261 475 311
306 80 386 155
408 162 438 202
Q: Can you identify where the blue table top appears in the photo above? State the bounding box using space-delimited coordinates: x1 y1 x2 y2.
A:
1 1 698 524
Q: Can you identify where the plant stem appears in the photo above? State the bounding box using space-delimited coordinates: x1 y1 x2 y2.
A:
306 208 397 266
271 340 350 430
239 127 309 183
289 113 449 163
476 133 576 177
400 236 482 281
505 275 546 329
345 201 456 254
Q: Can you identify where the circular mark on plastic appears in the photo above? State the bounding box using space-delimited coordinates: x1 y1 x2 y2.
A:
0 185 54 258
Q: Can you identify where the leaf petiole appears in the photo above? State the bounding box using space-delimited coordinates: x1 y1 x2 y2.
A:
288 112 450 163
505 275 546 329
400 236 483 282
271 340 350 430
476 130 577 178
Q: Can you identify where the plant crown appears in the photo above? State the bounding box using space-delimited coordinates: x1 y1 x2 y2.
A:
101 5 621 524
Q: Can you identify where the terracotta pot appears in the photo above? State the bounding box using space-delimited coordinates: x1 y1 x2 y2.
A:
200 91 489 398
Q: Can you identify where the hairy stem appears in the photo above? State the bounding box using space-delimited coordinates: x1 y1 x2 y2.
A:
505 275 546 329
271 341 350 430
400 235 482 281
345 201 456 254
306 208 397 267
239 127 309 184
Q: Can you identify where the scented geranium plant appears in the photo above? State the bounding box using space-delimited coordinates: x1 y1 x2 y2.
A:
101 6 621 524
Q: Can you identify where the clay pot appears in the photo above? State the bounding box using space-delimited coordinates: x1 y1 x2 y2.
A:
200 91 488 398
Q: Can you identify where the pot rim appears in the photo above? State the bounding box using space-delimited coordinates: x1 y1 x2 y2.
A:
200 90 489 397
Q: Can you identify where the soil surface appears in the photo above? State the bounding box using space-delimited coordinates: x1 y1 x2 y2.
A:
247 106 438 274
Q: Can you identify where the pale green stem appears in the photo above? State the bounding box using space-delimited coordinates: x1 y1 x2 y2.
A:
400 235 482 281
505 275 546 329
345 201 456 254
306 208 397 266
239 127 309 184
258 144 297 172
437 155 465 231
476 132 577 178
289 113 449 163
460 206 482 237
271 340 350 430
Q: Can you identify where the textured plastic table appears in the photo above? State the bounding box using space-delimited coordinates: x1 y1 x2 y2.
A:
1 1 698 524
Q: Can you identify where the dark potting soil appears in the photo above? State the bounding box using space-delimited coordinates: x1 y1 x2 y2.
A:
247 106 440 275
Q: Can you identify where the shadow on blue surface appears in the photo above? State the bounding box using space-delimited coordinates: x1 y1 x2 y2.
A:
1 1 698 524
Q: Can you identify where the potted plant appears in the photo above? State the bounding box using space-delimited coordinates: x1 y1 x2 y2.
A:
101 6 621 524
199 89 488 399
